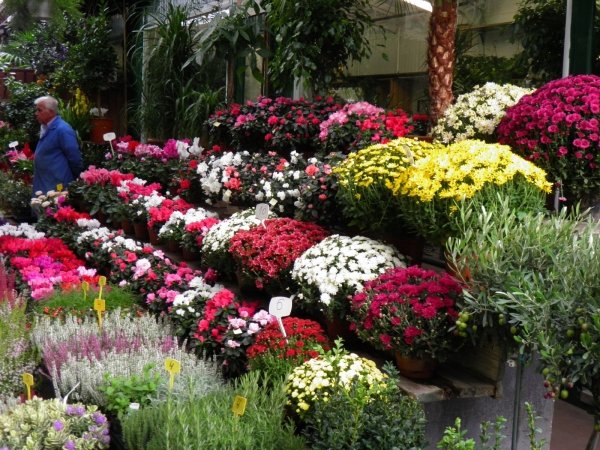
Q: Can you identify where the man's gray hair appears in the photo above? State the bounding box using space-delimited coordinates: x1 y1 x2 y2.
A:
34 96 59 113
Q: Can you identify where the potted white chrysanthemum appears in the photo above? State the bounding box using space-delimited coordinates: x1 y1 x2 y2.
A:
432 82 532 144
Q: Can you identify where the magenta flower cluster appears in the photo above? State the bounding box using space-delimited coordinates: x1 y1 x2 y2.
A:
497 74 600 201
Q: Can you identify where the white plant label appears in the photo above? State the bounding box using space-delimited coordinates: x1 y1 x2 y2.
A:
8 141 18 149
103 132 116 142
255 203 270 221
269 296 293 343
269 296 293 318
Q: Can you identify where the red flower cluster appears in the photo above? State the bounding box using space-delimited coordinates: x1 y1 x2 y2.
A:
208 96 343 153
350 265 464 361
247 317 329 362
497 74 600 201
182 217 221 252
228 218 328 288
147 198 193 229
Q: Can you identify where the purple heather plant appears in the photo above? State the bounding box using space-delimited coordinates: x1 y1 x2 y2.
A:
497 74 600 204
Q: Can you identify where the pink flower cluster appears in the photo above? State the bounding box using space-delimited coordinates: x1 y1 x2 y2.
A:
79 167 135 187
0 236 94 300
350 265 463 360
497 74 600 200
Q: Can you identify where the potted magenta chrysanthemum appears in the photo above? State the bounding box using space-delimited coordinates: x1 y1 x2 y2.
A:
497 74 600 205
349 265 466 379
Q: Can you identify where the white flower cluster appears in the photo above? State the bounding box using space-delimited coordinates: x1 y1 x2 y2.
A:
291 235 404 308
255 151 304 214
201 208 276 256
158 207 217 239
0 223 45 239
432 82 533 144
196 151 249 204
171 277 223 318
286 351 385 416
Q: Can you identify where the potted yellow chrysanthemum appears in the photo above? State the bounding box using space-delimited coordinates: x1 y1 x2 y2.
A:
391 139 552 244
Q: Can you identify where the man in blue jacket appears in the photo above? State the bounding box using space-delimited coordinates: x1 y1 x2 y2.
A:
32 95 83 195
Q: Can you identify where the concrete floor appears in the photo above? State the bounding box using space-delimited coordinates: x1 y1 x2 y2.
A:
551 400 596 450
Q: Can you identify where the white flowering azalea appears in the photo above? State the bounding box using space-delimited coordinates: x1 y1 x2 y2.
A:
75 218 101 230
0 223 45 239
432 82 533 144
291 234 405 317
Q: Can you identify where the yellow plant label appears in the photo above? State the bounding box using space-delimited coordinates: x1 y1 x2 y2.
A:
98 276 106 300
81 281 89 301
232 395 247 416
93 298 106 312
22 373 34 400
165 358 181 374
56 183 63 192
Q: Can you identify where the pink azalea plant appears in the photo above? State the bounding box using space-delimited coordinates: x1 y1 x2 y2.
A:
319 101 414 152
192 288 274 377
497 74 600 203
349 265 464 361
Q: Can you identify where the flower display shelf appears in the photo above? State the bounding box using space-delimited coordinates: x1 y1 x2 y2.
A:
394 332 507 403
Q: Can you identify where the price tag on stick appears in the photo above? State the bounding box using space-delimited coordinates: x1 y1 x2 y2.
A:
22 373 34 400
255 203 269 227
165 357 181 390
103 132 116 156
8 141 18 149
269 296 293 343
232 395 247 416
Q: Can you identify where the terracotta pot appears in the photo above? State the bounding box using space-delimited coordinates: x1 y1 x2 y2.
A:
394 353 437 380
148 226 160 245
90 117 114 144
121 219 135 235
167 238 182 254
181 247 201 261
324 315 356 344
94 211 108 225
133 221 149 241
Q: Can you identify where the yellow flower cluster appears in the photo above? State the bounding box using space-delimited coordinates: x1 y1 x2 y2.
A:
335 138 439 190
72 88 91 118
285 352 386 417
391 140 552 202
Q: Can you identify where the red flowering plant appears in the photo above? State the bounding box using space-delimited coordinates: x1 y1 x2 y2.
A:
497 74 600 205
116 179 164 224
147 197 193 234
228 218 329 293
192 288 274 378
247 317 330 379
181 217 221 253
207 96 343 154
349 265 466 361
69 166 136 217
319 101 414 153
294 152 345 225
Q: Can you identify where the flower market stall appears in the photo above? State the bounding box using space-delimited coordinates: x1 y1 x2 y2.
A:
4 90 600 449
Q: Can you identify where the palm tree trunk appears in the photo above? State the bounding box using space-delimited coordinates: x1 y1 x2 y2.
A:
427 0 458 125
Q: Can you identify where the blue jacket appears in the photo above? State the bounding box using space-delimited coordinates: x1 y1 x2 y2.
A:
33 115 83 195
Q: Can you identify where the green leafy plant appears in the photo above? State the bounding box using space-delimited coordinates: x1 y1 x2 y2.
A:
29 284 141 318
263 0 381 94
1 75 49 143
479 416 507 450
130 3 225 140
121 371 305 450
437 418 476 450
99 363 162 416
302 363 426 450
